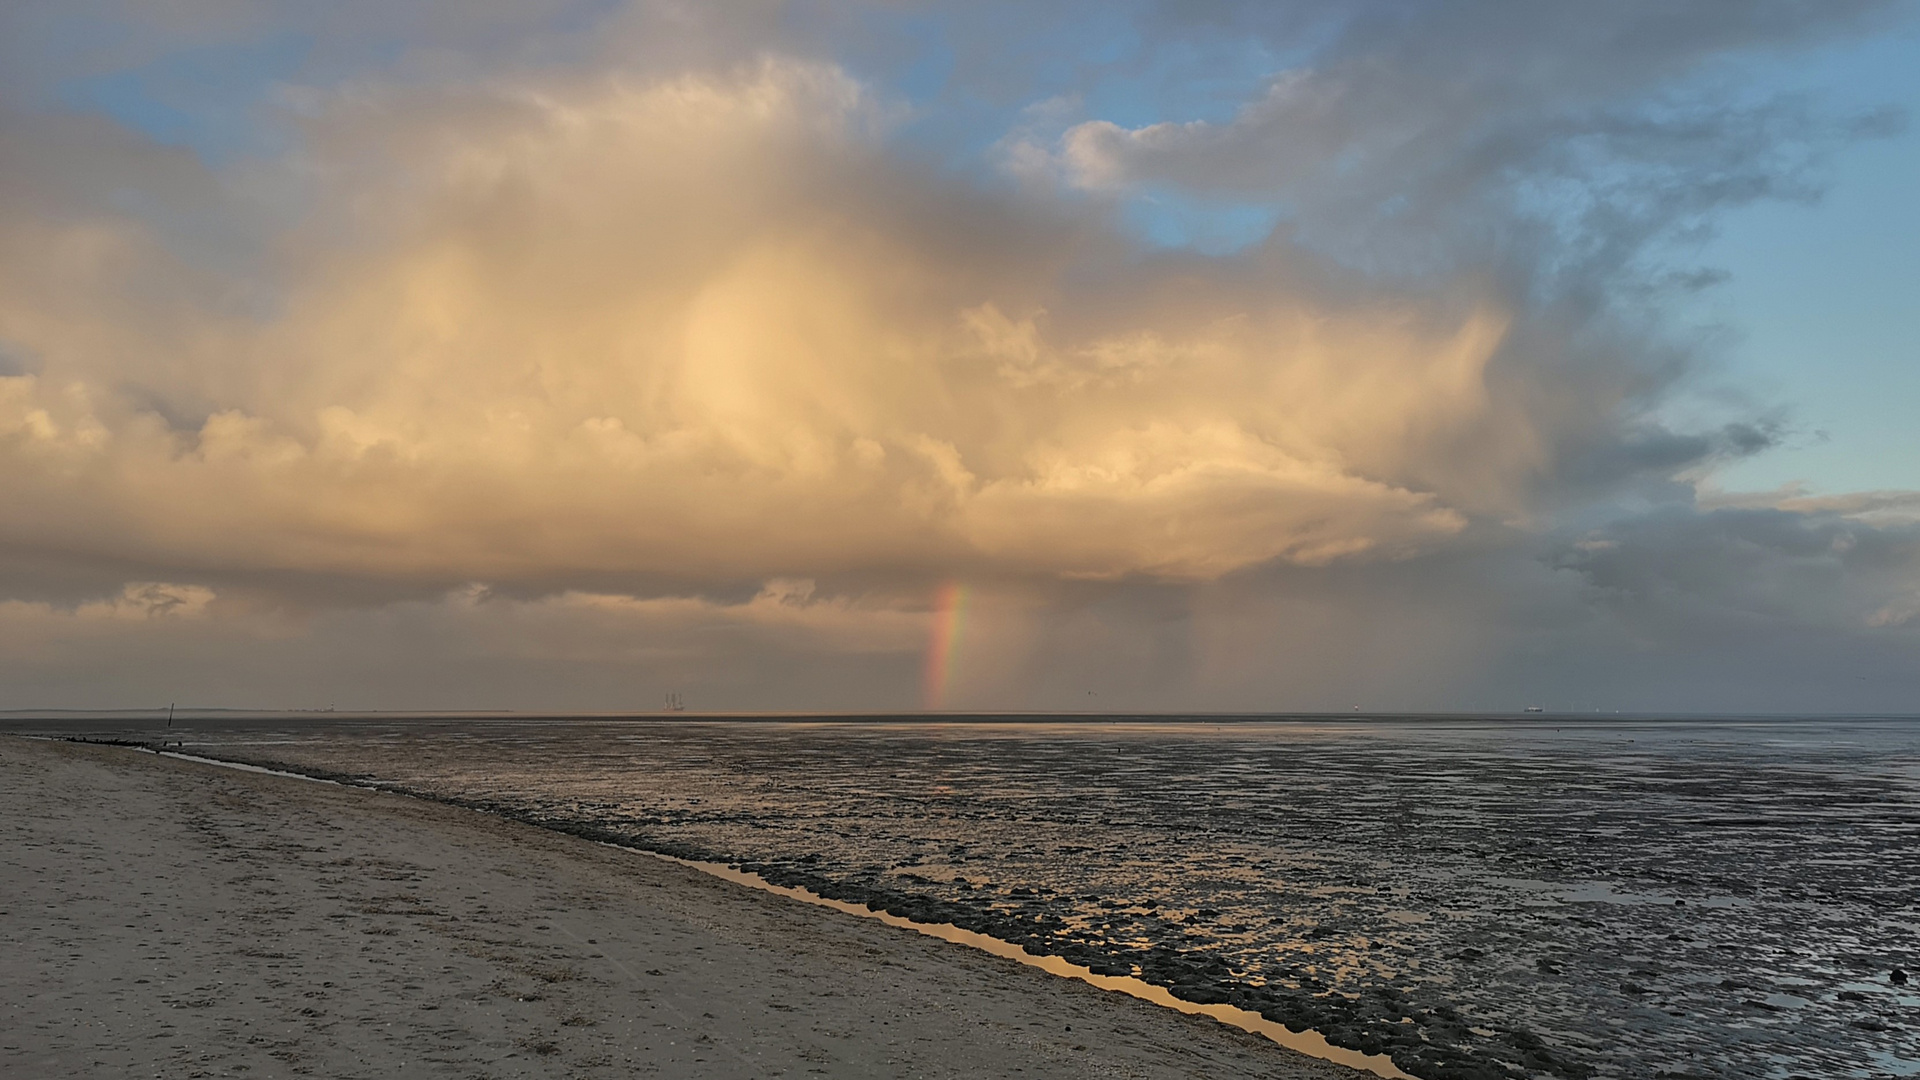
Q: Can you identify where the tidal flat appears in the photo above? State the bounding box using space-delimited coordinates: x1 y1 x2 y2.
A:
17 714 1919 1079
3 737 1366 1079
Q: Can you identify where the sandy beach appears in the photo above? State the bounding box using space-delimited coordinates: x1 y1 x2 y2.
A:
2 737 1367 1079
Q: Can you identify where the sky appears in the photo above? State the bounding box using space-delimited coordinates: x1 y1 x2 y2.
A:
2 0 1918 714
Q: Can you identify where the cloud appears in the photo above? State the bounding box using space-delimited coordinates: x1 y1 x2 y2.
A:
0 55 1643 591
0 581 217 628
1555 497 1920 631
502 579 927 658
0 1 1915 711
1022 1 1901 288
0 575 929 709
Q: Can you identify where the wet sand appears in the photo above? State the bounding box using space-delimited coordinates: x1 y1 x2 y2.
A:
1 737 1367 1079
145 714 1909 1079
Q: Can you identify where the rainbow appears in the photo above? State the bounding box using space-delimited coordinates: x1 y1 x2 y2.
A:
923 581 969 710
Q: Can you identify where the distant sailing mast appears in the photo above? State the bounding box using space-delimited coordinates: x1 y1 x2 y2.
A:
663 692 685 712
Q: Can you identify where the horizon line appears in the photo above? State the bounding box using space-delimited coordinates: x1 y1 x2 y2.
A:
5 708 1919 723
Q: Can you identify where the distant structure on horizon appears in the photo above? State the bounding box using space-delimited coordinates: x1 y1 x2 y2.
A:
663 693 685 712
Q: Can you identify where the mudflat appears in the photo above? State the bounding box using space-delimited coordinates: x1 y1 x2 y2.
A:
1 737 1364 1079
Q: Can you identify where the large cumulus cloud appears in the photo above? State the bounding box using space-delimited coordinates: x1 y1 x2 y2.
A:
0 59 1581 588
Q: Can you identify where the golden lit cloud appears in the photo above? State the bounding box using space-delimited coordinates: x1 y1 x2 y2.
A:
0 59 1560 590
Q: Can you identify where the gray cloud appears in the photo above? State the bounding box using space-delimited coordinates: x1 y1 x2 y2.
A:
1557 499 1920 630
1041 2 1900 262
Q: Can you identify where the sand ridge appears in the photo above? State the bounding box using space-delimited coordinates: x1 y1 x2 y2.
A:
1 737 1366 1078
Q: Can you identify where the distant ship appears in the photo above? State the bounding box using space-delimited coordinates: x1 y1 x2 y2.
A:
1524 705 1544 713
664 692 685 712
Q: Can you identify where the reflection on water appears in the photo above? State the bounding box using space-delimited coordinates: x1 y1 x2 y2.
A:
30 715 1920 1080
640 846 1412 1079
